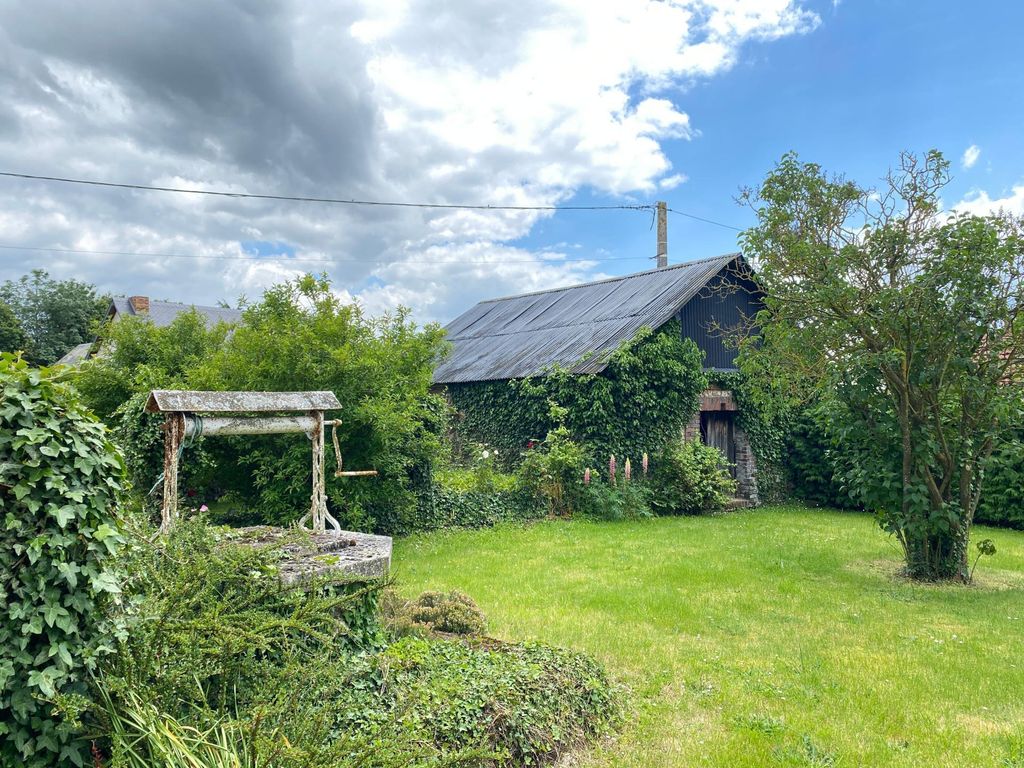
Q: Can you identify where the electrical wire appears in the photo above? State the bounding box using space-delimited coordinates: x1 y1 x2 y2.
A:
0 171 653 212
0 170 747 230
0 242 651 266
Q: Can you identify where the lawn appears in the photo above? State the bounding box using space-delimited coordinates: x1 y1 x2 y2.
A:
393 506 1024 767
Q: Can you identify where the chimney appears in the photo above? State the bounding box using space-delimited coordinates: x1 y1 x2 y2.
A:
129 296 150 314
656 201 668 268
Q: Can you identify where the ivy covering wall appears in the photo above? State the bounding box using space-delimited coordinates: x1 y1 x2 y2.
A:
447 322 707 466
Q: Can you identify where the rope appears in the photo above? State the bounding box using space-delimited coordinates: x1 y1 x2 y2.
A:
148 413 203 497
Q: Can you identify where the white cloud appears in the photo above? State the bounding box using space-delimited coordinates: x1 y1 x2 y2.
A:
955 185 1024 218
961 144 981 169
0 0 820 322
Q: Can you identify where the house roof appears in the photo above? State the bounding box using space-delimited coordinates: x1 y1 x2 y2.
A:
110 297 243 327
433 252 745 384
54 341 94 366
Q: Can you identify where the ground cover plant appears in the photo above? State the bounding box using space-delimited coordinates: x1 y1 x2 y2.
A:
396 507 1024 768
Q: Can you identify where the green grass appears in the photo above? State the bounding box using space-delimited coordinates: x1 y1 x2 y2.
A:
393 506 1024 767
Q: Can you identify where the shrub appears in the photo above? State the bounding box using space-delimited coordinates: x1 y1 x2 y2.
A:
0 353 127 767
581 474 653 521
381 590 487 637
188 275 450 533
648 440 737 515
977 432 1024 529
99 515 382 723
516 425 591 516
280 636 620 766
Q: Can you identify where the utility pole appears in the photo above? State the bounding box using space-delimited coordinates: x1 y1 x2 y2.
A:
656 201 668 268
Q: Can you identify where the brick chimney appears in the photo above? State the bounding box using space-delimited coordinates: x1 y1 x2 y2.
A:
128 296 150 314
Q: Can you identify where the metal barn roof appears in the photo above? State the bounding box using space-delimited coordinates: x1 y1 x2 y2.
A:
433 253 744 384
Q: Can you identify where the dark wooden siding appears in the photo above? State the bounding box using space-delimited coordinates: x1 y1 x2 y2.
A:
676 268 762 370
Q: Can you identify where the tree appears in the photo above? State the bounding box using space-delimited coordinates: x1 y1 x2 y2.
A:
0 270 108 364
740 150 1024 581
0 301 29 355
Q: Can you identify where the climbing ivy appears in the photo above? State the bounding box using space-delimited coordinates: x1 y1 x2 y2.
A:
0 353 127 767
708 369 793 503
448 322 707 466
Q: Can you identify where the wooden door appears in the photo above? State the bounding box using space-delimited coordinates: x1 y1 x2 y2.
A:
701 411 736 477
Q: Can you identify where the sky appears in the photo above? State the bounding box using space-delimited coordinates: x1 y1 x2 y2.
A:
0 0 1022 324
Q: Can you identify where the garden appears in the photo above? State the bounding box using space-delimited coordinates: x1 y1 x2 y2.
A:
3 150 1024 767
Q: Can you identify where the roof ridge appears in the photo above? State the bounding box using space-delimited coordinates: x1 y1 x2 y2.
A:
477 252 741 304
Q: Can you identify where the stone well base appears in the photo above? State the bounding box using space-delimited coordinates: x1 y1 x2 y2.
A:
222 526 392 585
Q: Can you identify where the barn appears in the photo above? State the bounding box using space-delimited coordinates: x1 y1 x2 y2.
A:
433 252 764 503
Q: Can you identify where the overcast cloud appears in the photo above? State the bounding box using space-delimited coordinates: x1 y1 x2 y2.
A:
0 0 820 322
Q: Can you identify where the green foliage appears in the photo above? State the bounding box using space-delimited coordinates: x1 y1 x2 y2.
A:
101 515 382 722
188 275 449 532
0 353 128 767
409 485 540 535
580 475 653 521
0 300 29 355
382 590 488 637
96 515 616 767
647 440 737 515
75 308 232 421
0 269 108 365
784 402 857 509
977 432 1024 529
517 425 592 517
448 321 706 466
741 149 1024 581
709 369 792 502
289 636 620 767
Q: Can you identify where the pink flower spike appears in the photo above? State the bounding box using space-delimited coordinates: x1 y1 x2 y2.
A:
642 452 649 476
199 504 209 513
609 455 617 486
584 467 591 486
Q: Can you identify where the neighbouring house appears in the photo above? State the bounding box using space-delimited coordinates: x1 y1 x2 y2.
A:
55 295 243 365
433 253 764 503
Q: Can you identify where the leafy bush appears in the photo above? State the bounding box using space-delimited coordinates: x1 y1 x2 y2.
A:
448 321 706 466
73 307 232 421
282 636 620 766
381 590 487 637
100 515 382 723
581 474 653 521
977 433 1024 529
406 485 539 535
516 425 591 516
0 353 127 767
648 440 737 515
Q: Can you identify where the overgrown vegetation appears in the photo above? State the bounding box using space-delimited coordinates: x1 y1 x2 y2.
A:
448 322 706 466
0 353 127 767
74 275 450 533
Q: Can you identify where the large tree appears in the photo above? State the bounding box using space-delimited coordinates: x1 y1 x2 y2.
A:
740 150 1024 581
0 270 108 364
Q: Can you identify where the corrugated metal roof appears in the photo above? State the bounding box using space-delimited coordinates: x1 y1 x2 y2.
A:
434 253 743 384
110 297 243 328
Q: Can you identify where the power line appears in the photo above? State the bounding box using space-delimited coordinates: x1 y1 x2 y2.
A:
0 242 652 267
0 171 748 230
666 206 744 232
0 171 653 212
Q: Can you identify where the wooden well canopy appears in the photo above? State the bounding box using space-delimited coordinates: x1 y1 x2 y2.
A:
146 390 374 535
